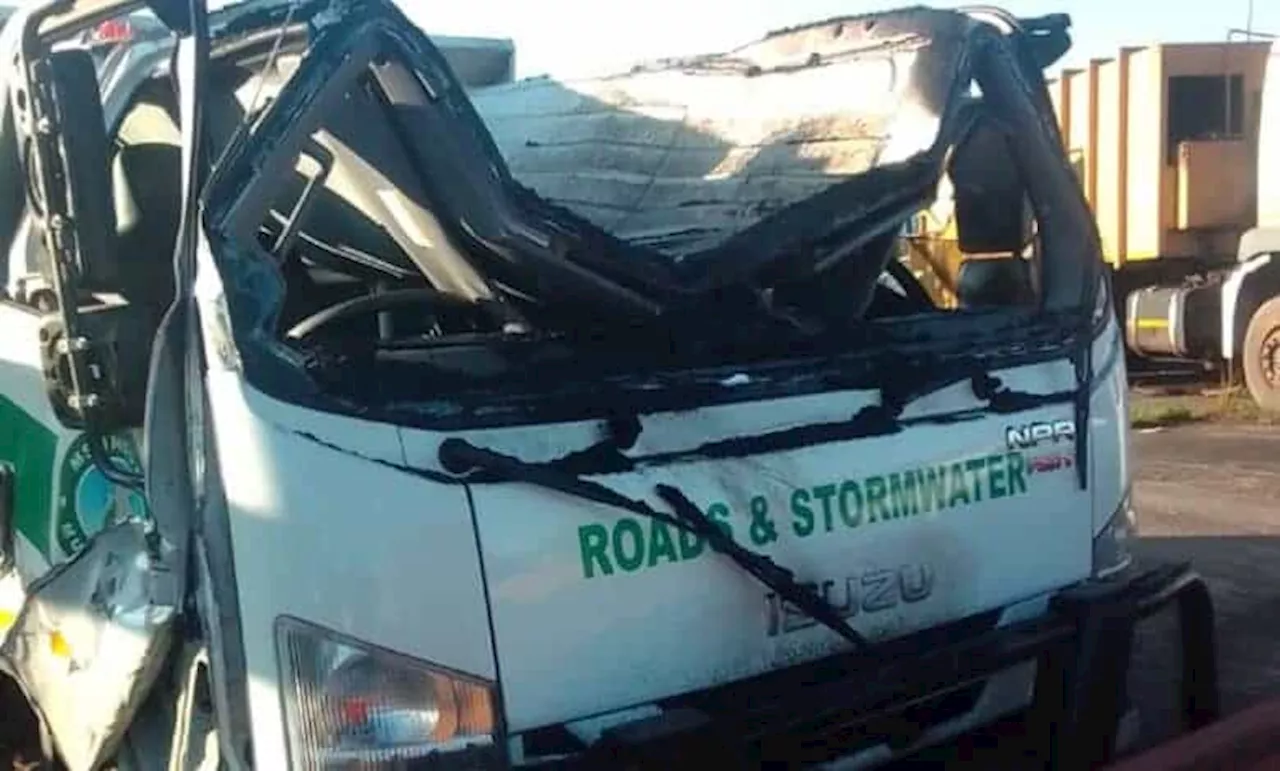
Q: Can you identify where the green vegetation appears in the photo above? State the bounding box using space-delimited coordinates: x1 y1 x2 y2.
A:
1129 389 1280 429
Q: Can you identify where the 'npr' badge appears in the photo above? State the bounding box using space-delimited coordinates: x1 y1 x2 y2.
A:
1005 419 1075 451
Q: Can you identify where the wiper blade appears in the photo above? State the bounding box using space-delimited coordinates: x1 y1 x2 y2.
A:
438 438 869 652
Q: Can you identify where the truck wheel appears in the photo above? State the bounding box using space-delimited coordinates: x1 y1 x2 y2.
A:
1243 297 1280 411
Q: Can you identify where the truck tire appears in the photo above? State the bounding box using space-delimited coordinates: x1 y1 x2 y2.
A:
1243 297 1280 411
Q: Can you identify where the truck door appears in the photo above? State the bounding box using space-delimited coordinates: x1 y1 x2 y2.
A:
0 39 57 642
0 296 58 635
0 290 152 636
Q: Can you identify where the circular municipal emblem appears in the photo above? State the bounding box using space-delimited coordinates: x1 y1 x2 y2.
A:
55 433 149 558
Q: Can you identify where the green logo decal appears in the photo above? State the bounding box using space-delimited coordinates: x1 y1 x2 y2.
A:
55 434 149 558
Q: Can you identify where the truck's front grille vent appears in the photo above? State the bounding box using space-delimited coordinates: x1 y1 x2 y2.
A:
754 680 985 765
516 608 1003 768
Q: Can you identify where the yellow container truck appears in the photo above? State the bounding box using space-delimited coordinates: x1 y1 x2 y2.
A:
1043 38 1280 408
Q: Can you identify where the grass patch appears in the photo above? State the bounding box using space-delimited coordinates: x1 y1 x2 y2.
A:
1130 400 1197 429
1130 389 1280 428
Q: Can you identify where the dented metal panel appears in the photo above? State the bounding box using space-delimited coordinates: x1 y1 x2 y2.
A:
1 521 178 770
474 11 969 257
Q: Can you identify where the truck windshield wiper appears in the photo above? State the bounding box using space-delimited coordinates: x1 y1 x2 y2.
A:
437 437 870 652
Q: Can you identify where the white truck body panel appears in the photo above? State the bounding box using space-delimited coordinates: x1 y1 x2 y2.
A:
201 319 1127 764
0 3 1135 769
1256 42 1280 231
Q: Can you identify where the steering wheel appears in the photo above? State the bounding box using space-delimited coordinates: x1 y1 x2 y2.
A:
285 287 513 341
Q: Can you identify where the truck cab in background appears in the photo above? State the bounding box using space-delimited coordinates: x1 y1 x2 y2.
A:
1057 37 1280 409
1123 38 1280 410
1216 41 1280 410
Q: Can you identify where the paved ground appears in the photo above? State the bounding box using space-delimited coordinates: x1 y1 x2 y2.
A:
1128 423 1280 740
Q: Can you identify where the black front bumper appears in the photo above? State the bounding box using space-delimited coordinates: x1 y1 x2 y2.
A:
520 562 1217 771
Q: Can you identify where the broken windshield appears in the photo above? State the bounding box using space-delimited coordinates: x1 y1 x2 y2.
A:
188 1 1093 422
208 5 974 307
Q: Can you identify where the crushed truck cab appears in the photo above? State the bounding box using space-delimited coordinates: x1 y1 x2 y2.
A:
0 1 1217 769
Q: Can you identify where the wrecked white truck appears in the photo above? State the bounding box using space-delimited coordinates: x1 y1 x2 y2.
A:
0 0 1220 769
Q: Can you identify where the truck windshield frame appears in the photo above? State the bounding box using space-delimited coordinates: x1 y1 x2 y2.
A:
199 1 1103 432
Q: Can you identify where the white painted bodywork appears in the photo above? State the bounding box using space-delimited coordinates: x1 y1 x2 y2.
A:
202 373 497 766
1220 42 1280 361
0 4 1131 769
1221 253 1272 360
193 14 1126 767
199 308 1128 766
420 370 1088 732
1255 42 1280 232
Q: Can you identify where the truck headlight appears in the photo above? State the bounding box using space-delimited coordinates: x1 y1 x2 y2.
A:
277 617 500 770
1093 489 1137 579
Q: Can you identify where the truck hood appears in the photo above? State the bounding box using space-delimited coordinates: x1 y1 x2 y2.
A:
408 349 1095 733
470 10 967 265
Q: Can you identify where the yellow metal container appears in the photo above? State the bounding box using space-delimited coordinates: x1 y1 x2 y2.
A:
1045 42 1271 266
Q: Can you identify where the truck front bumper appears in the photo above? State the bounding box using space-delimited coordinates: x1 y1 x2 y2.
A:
527 562 1217 771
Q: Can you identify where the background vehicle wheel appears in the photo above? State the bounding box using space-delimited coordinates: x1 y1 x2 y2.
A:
1242 297 1280 411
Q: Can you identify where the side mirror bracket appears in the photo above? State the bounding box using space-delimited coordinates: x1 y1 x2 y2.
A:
39 303 153 431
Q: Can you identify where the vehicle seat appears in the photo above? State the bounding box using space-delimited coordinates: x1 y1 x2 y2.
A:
955 257 1035 308
110 77 182 317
